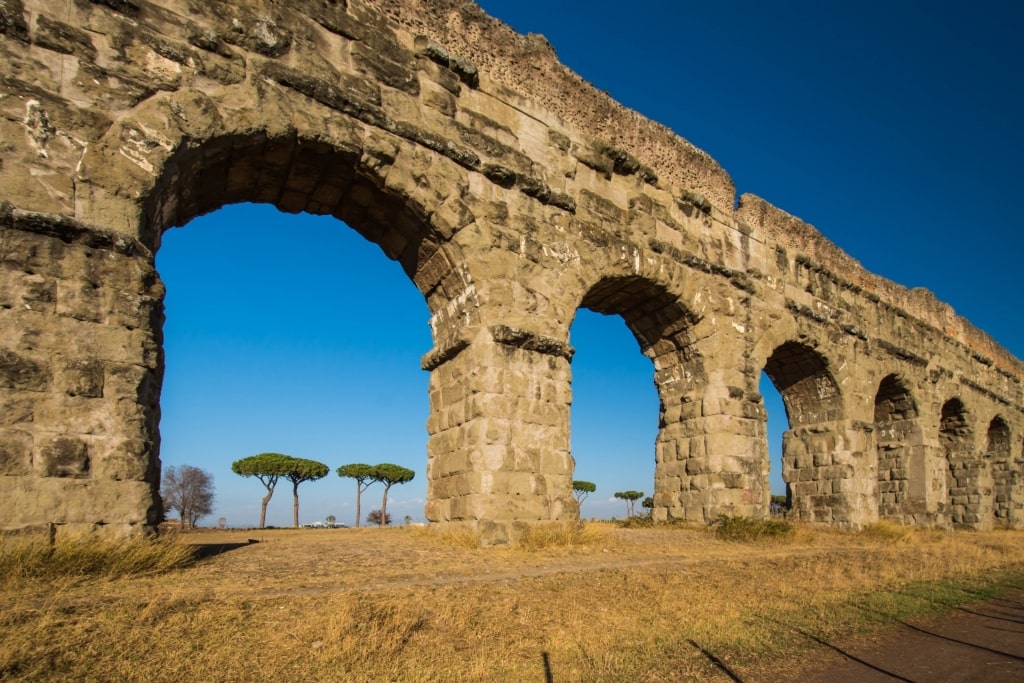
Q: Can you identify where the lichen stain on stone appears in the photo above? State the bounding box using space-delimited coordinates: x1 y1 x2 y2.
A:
24 100 54 158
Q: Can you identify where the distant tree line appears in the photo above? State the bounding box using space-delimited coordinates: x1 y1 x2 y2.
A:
614 490 645 518
166 458 651 528
227 454 415 529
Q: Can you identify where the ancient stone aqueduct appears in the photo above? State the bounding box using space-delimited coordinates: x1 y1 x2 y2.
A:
1 0 1022 541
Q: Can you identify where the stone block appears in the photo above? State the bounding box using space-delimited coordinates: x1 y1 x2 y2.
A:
704 431 747 458
60 359 105 398
812 450 831 467
93 439 154 482
0 429 33 475
37 435 90 478
720 471 746 489
0 349 51 391
56 279 106 323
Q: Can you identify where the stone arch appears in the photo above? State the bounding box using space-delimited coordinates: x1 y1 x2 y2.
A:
559 239 767 522
74 89 500 534
940 398 991 529
763 341 843 427
987 415 1013 524
79 91 474 321
571 274 704 521
873 374 926 521
761 341 864 525
579 275 702 365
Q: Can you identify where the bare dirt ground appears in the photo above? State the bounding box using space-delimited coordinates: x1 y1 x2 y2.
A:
787 590 1024 683
133 525 873 600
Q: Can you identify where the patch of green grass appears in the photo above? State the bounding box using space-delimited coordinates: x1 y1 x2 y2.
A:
713 515 794 542
861 573 1024 620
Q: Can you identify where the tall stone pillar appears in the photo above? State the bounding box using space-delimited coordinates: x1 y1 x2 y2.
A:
783 419 876 527
0 211 163 537
655 363 770 523
947 457 994 530
422 325 574 543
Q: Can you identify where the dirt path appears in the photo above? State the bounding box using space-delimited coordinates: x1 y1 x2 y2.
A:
782 590 1024 682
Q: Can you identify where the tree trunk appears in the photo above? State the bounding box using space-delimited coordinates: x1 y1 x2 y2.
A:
355 486 362 528
260 489 273 529
293 480 300 528
380 484 391 527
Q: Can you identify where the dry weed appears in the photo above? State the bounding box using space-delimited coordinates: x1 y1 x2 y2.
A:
858 519 917 543
512 521 614 550
0 532 194 586
0 525 1021 681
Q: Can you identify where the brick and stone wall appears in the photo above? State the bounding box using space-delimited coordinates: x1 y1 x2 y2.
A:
1 0 1021 540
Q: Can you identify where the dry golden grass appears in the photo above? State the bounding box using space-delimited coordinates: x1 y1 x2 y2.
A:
1 522 1022 681
0 532 194 587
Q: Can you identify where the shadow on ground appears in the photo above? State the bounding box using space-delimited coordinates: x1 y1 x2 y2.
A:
190 539 259 560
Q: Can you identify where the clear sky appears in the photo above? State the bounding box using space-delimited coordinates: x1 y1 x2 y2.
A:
156 1 1023 527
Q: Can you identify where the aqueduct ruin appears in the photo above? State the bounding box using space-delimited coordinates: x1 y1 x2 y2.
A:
1 0 1022 541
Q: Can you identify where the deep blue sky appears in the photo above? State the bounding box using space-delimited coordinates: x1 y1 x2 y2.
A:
156 1 1023 527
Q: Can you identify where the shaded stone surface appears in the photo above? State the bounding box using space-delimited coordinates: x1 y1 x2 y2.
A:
0 0 1021 538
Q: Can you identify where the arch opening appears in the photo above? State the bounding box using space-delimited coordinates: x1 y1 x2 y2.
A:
940 398 990 528
873 374 920 520
761 341 844 523
763 341 842 426
138 127 499 531
759 372 790 516
573 276 699 521
988 416 1012 524
568 309 658 520
156 203 432 528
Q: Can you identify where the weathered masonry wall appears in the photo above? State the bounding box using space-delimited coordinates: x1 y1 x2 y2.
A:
1 0 1021 541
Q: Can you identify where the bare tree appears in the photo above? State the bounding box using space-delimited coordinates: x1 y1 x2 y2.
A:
366 509 392 526
161 465 215 528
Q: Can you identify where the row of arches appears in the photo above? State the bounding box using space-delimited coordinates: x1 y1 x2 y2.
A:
72 86 1018 532
158 199 1022 530
13 73 1011 534
4 0 1021 538
764 345 1022 529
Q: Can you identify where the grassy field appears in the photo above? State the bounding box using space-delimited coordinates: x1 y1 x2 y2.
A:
1 520 1022 682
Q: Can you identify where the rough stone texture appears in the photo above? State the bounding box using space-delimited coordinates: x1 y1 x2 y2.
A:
0 0 1021 539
